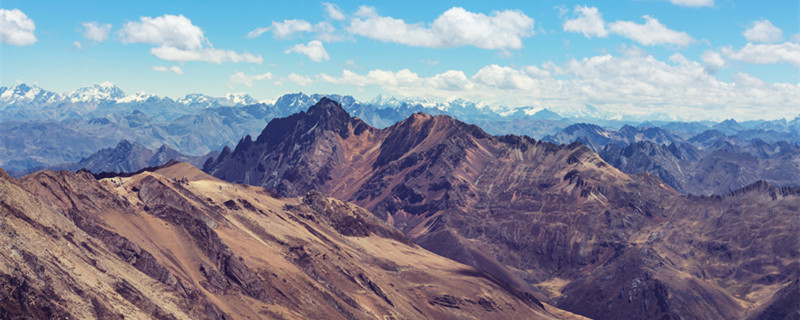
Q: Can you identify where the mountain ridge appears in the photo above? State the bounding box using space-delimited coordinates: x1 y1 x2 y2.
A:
203 97 799 319
0 160 577 319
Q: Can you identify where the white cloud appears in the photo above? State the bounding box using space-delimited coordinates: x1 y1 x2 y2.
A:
317 54 798 120
0 8 37 46
743 19 783 43
347 6 534 50
669 0 714 7
82 22 112 42
151 46 262 63
608 15 694 46
288 73 313 86
266 19 313 39
345 59 362 69
323 2 346 21
73 41 82 49
321 68 472 92
563 6 608 38
247 19 343 42
246 27 270 39
229 71 273 87
119 14 204 50
284 40 330 62
152 65 183 74
120 14 261 64
473 65 536 90
701 50 725 72
721 42 800 65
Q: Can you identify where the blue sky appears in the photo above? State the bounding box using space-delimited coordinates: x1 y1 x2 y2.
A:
1 0 798 120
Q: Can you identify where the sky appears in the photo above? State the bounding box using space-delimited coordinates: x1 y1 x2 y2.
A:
0 0 798 120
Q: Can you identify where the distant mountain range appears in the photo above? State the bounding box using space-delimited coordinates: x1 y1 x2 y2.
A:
0 82 264 122
542 124 800 195
202 98 799 319
8 139 217 177
2 83 798 196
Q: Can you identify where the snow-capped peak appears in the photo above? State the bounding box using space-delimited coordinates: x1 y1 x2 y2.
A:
178 92 257 107
67 82 126 103
0 83 62 106
177 93 212 105
222 92 257 106
117 91 154 103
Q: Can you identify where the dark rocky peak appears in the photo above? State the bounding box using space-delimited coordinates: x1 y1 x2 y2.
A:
306 97 348 118
203 145 231 172
374 112 488 168
233 135 254 153
255 97 366 146
113 139 139 152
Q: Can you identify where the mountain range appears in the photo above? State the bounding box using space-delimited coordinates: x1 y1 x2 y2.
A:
1 96 797 319
0 161 585 319
8 139 218 177
1 83 798 196
202 98 799 319
542 124 800 195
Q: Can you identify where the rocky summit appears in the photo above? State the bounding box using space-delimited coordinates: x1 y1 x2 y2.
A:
204 97 800 320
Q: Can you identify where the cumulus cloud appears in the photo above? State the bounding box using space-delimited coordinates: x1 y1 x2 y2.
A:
701 50 725 72
721 42 800 65
247 19 343 42
563 6 608 38
317 54 798 120
743 19 783 43
119 14 261 64
152 65 184 74
82 22 112 42
608 15 694 46
669 0 714 7
288 73 313 86
347 6 534 50
323 2 346 21
284 40 330 62
473 65 536 90
0 8 37 46
229 71 273 87
150 46 262 64
119 14 204 49
256 19 312 39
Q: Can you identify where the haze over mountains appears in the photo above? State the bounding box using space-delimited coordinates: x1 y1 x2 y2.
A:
3 83 796 196
202 98 799 319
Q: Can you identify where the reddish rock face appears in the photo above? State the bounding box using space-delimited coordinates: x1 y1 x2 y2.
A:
205 98 800 320
1 163 566 319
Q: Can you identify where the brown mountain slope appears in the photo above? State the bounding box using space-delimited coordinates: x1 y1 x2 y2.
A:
1 162 577 319
204 97 800 320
